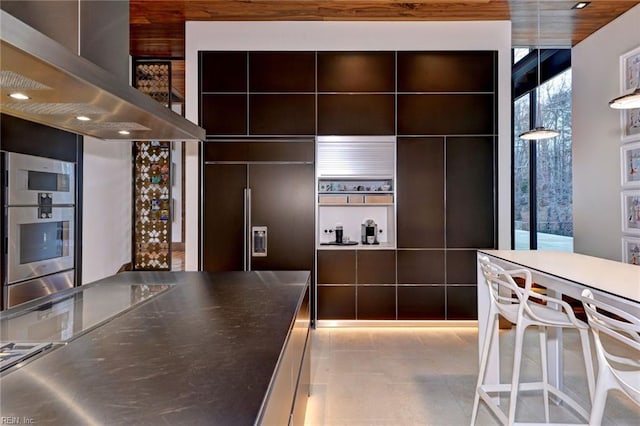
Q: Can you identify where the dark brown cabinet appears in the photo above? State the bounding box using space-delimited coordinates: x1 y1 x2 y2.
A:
200 51 316 137
445 250 479 320
446 286 478 320
396 135 495 320
358 286 396 320
446 250 479 284
249 51 315 92
397 51 495 93
356 250 395 284
198 50 498 322
317 94 395 135
317 250 356 284
397 286 446 320
250 164 315 272
201 94 247 135
397 137 444 248
394 52 497 321
397 250 446 320
200 51 247 92
204 140 314 163
317 51 395 92
397 250 445 284
397 94 494 135
317 286 356 320
203 143 314 274
249 94 315 135
317 52 395 136
203 164 247 271
317 250 356 320
446 137 496 248
317 249 397 320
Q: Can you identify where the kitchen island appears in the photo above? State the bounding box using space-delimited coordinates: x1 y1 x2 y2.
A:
0 270 311 425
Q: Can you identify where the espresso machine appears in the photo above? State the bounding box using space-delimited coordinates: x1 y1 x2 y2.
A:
361 219 379 245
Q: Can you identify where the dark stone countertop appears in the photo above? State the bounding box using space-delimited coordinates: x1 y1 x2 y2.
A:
0 270 310 425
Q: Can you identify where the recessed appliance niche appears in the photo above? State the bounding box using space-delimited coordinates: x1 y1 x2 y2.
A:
316 136 396 248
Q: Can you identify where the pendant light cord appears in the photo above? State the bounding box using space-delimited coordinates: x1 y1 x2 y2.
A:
519 1 560 139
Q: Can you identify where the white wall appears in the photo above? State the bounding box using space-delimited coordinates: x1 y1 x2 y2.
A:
184 21 513 270
171 141 183 244
170 103 183 245
82 137 132 283
573 5 640 261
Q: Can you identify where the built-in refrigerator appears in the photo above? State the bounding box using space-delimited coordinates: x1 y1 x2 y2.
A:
202 140 314 273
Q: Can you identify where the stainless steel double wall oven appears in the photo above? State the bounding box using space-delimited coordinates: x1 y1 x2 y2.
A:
4 152 76 308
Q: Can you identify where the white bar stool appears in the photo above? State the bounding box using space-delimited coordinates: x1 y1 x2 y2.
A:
471 256 595 425
581 289 640 426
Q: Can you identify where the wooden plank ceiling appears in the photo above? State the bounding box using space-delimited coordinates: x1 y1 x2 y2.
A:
130 0 640 98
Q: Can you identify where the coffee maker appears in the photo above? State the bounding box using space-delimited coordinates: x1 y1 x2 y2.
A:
361 219 379 245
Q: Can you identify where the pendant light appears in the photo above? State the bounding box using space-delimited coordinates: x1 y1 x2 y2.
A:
609 88 640 109
609 64 640 109
519 1 560 140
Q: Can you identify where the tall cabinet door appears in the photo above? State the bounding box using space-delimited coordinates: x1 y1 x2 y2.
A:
249 164 315 271
203 164 247 271
397 137 445 248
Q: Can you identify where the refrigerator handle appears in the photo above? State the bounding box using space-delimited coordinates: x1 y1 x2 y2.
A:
243 188 247 271
245 187 252 271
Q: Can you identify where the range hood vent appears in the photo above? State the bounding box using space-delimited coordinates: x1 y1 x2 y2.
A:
0 10 205 141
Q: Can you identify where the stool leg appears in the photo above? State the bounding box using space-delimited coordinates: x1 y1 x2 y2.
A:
578 328 596 404
471 311 498 426
539 326 550 422
588 368 612 426
508 322 527 425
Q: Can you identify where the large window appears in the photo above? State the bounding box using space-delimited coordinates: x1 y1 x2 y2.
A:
513 48 530 64
513 50 573 251
513 95 531 249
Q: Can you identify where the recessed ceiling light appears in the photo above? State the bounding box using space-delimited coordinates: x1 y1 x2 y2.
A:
8 92 30 100
118 130 131 135
76 115 91 121
572 2 590 9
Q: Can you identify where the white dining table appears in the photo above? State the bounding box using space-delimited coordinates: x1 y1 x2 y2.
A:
476 249 640 394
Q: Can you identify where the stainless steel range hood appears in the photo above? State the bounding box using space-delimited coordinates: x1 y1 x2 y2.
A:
0 10 205 141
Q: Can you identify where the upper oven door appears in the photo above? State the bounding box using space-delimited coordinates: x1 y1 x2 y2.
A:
6 206 75 284
6 152 75 206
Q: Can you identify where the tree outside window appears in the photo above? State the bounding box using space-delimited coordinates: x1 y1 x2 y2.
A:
513 67 573 251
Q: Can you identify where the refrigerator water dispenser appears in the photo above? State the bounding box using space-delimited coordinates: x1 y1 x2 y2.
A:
252 226 267 257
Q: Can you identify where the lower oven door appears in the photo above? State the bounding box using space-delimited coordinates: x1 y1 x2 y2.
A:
6 206 75 284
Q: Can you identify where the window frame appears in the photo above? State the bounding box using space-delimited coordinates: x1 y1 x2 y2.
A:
511 48 572 250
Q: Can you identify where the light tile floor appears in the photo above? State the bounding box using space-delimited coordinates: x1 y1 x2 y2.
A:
304 326 640 426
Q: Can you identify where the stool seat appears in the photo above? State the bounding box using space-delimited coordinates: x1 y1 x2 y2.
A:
528 302 581 326
471 256 595 425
